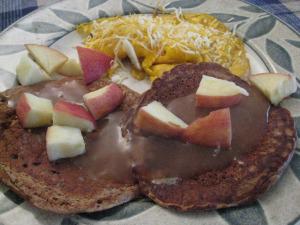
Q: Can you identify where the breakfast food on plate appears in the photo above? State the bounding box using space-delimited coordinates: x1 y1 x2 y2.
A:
53 100 96 132
196 75 249 108
0 78 140 213
182 108 232 148
25 44 68 74
0 62 297 213
0 9 298 215
17 44 112 85
46 125 86 161
126 63 296 210
83 83 124 120
57 58 83 77
134 102 232 147
16 54 51 86
77 46 114 84
249 73 297 105
77 13 250 80
134 100 188 138
16 93 53 128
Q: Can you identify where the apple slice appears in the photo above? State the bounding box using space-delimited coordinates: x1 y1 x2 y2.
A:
57 58 83 77
16 93 53 128
25 44 68 74
16 54 51 86
249 73 297 105
182 108 232 148
46 125 85 161
134 101 188 138
53 100 96 132
196 75 249 108
77 46 114 84
83 83 124 120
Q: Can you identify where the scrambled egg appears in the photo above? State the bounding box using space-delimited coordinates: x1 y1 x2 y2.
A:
77 13 250 81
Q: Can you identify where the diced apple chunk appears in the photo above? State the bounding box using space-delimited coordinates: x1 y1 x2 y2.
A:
25 44 68 74
53 100 96 132
182 108 232 148
134 101 188 138
196 75 249 108
83 83 124 120
57 58 83 77
16 54 51 86
46 125 85 161
249 73 297 105
77 47 114 84
16 93 53 128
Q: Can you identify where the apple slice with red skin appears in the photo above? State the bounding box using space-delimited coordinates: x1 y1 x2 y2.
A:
83 83 124 120
197 95 243 109
134 101 188 138
182 108 232 148
77 46 114 85
16 93 53 128
53 100 96 132
196 75 249 108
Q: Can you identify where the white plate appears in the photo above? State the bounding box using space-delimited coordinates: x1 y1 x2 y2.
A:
0 0 299 224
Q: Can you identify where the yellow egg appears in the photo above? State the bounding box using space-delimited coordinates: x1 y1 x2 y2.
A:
77 13 250 80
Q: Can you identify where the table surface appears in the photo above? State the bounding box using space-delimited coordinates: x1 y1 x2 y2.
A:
1 0 300 34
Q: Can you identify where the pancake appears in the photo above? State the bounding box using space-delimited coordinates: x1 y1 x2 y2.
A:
0 78 140 214
0 63 296 213
125 63 296 211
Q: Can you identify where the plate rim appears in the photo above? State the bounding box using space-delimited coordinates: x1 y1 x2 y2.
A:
0 1 299 224
0 0 299 38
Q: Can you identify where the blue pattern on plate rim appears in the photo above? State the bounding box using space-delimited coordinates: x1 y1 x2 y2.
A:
218 201 268 225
